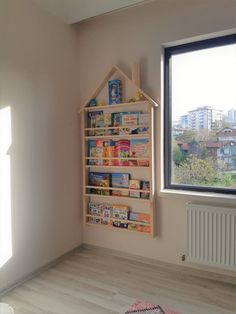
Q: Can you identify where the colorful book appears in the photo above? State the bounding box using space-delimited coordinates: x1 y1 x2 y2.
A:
111 173 130 196
104 113 112 127
121 113 139 126
129 212 150 223
128 223 151 233
88 172 111 196
141 180 150 199
112 204 130 220
130 138 149 167
89 202 103 216
112 111 141 127
112 221 128 229
87 111 103 128
139 113 149 125
103 140 115 166
101 202 113 225
112 112 123 126
112 204 129 229
88 140 103 165
114 139 130 166
108 79 122 105
88 217 101 224
129 179 140 198
102 203 113 218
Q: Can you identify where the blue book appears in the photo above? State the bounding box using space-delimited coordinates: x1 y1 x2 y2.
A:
111 173 130 196
108 80 122 105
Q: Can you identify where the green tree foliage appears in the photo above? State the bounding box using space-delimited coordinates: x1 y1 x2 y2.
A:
174 155 217 185
221 173 234 186
172 142 185 166
175 130 196 143
188 138 199 155
199 147 209 159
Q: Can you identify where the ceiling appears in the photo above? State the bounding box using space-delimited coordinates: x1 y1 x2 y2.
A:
32 0 147 24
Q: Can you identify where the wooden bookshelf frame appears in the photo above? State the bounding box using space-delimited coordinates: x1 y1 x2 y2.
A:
79 64 159 237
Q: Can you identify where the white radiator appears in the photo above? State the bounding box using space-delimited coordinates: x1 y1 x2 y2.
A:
186 203 236 270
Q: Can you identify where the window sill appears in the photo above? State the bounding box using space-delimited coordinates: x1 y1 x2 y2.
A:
159 188 236 201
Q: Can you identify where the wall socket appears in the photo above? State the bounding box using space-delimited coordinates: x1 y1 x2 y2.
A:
179 253 186 262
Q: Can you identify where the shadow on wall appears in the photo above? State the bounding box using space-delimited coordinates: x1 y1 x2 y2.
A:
0 106 12 268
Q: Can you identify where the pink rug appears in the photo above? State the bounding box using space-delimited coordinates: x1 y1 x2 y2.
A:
125 300 181 314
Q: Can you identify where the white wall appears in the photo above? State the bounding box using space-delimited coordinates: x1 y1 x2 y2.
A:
76 0 236 274
0 0 81 291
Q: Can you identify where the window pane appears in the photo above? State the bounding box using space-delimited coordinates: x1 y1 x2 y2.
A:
170 43 236 190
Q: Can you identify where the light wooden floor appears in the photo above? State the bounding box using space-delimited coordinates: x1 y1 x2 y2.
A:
1 245 236 314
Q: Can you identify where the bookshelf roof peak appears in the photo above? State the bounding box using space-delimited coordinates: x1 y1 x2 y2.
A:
80 64 159 111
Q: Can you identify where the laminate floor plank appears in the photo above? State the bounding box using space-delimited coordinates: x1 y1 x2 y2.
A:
1 246 236 314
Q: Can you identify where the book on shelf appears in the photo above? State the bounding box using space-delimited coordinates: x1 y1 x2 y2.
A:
114 139 130 166
129 212 150 223
130 138 150 167
112 204 130 219
111 173 130 196
104 113 112 127
103 140 115 166
88 202 113 225
88 172 111 195
141 181 150 199
128 223 151 233
87 110 104 136
88 217 101 224
112 204 129 229
129 179 140 198
138 113 149 125
102 203 113 218
128 211 151 233
112 111 141 127
121 113 139 126
113 221 129 229
88 111 103 128
89 202 103 216
88 140 103 165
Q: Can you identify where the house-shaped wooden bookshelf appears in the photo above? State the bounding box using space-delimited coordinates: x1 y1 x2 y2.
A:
79 64 159 237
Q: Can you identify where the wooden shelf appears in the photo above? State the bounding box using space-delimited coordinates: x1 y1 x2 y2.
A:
85 222 152 236
85 214 150 226
85 134 149 140
86 185 150 194
81 72 155 237
83 101 149 112
85 165 150 169
85 125 149 131
84 194 151 202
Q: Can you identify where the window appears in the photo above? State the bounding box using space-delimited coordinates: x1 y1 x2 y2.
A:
164 34 236 194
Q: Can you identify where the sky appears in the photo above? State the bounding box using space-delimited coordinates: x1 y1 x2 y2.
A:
171 43 236 120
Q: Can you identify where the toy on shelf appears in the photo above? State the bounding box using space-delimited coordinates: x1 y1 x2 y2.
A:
88 99 97 107
98 100 107 107
128 90 146 103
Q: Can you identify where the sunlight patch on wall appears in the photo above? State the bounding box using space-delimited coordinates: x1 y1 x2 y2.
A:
0 106 12 268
